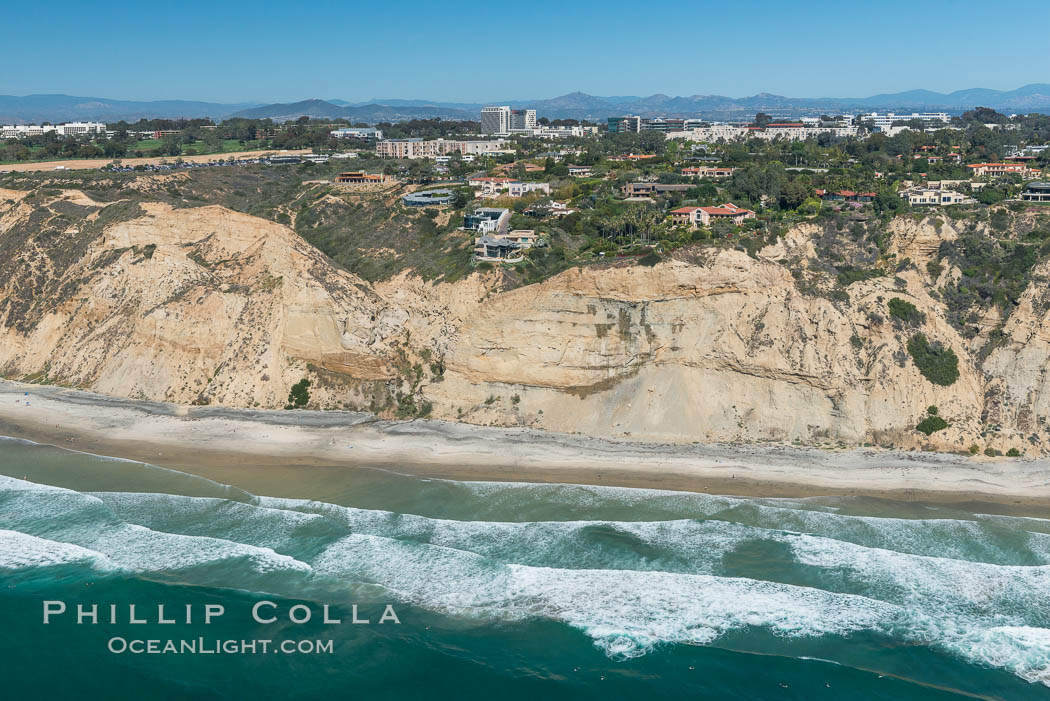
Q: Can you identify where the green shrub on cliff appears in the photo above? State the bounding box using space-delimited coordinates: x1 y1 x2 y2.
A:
916 415 948 435
888 297 924 325
907 334 959 386
916 405 948 435
287 378 311 409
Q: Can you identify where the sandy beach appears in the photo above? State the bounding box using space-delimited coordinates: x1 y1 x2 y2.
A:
0 149 311 173
2 379 1049 509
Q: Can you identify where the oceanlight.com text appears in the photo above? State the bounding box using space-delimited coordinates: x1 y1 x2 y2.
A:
107 637 335 655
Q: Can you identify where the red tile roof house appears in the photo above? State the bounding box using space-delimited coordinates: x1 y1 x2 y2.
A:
467 176 515 187
817 190 875 202
967 163 1036 177
671 203 755 228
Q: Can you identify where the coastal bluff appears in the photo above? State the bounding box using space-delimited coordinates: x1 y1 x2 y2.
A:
1 186 1048 456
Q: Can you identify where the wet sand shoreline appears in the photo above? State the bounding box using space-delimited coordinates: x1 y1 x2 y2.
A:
3 380 1050 513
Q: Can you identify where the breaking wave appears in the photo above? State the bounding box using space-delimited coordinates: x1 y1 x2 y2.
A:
2 467 1050 686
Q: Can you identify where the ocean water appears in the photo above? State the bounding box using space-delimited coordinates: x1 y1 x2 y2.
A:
2 437 1050 699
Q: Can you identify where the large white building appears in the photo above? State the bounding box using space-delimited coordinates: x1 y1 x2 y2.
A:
508 109 536 132
860 112 950 132
534 125 598 138
481 106 510 135
1 122 106 139
481 106 537 135
667 122 859 143
330 127 383 140
666 124 751 142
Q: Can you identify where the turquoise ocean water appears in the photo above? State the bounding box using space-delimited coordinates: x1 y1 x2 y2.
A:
2 435 1049 699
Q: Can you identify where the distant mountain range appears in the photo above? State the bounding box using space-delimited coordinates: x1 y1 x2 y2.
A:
230 85 1050 122
4 85 1050 124
229 99 475 122
0 94 263 124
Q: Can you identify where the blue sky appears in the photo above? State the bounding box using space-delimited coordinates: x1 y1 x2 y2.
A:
3 0 1049 103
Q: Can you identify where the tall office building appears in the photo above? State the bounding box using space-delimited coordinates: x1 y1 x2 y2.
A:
509 109 537 132
481 106 510 134
607 115 642 133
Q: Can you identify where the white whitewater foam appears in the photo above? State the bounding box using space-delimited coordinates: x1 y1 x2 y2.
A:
311 532 898 659
0 529 114 571
0 477 312 580
6 473 1050 684
953 626 1050 686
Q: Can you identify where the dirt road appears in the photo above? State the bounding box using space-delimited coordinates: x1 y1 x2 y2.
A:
0 148 312 173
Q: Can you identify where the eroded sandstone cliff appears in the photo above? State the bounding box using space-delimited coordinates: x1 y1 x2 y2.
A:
1 186 1047 455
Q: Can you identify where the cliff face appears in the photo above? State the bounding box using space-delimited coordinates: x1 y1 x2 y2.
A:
430 250 989 452
0 188 1046 455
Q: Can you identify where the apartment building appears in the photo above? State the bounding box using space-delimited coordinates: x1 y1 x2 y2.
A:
753 124 860 141
666 124 751 142
376 138 508 159
665 122 857 143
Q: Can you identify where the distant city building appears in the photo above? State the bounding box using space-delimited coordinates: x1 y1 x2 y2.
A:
331 127 383 140
607 115 642 133
534 125 598 138
667 121 858 142
481 106 538 135
666 124 751 142
607 116 703 134
1 122 106 139
860 112 950 132
481 106 511 134
508 109 537 132
376 138 509 159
